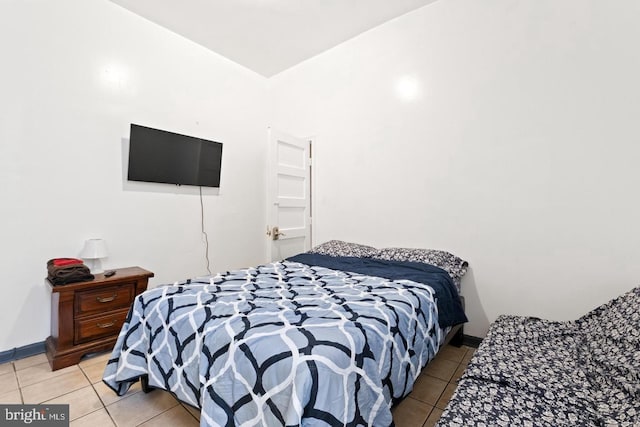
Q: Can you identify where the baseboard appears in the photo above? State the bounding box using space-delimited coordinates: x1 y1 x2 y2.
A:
462 334 483 348
0 341 46 364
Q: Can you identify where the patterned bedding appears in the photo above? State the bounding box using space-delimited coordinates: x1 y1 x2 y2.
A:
103 258 461 426
437 286 640 427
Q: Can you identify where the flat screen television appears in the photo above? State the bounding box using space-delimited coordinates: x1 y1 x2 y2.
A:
127 124 223 188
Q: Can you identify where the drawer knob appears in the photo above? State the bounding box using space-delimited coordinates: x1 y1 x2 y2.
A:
97 321 115 329
96 294 117 303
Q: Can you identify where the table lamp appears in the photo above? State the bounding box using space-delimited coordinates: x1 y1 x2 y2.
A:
80 238 108 274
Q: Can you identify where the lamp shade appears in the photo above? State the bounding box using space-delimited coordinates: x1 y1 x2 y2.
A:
80 239 108 259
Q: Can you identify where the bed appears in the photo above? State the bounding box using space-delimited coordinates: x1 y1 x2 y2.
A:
436 286 640 427
103 241 468 426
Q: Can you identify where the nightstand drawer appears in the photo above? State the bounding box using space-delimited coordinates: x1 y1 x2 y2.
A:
74 309 129 344
47 266 153 370
75 283 134 316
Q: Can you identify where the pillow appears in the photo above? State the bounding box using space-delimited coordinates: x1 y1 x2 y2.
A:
309 240 378 258
374 247 468 289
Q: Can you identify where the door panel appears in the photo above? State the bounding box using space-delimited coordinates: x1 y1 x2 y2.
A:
267 129 311 261
277 174 305 198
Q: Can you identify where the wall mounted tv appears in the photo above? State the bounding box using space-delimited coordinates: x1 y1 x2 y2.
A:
127 124 223 188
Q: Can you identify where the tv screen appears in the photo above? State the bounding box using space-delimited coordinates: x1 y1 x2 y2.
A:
127 124 223 188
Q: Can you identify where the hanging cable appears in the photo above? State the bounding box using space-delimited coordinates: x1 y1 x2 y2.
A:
199 186 212 275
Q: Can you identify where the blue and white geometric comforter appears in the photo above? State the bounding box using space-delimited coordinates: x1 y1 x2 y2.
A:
103 261 444 426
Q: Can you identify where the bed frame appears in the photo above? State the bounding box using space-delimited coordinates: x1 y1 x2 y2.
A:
442 295 464 347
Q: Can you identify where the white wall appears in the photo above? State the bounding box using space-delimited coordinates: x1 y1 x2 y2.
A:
0 0 269 352
2 0 639 352
269 0 640 337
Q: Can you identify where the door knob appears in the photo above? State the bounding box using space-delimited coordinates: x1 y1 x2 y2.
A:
266 226 285 240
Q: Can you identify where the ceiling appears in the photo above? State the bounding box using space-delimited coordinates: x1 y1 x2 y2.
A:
108 0 438 77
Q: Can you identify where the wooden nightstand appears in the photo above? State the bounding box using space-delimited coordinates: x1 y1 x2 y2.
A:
45 266 154 370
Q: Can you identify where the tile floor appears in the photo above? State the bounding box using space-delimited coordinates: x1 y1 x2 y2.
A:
0 344 474 426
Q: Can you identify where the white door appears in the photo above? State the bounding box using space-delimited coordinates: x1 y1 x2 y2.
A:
267 128 312 261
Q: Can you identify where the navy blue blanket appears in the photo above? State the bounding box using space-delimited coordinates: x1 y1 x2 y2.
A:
287 253 467 328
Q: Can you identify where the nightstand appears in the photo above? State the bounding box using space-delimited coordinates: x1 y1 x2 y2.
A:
45 266 154 370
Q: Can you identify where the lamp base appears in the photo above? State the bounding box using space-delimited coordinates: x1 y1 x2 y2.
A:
84 258 103 275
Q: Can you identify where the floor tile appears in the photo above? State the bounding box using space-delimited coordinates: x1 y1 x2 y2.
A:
138 405 199 426
45 385 104 421
16 362 79 387
22 369 90 404
423 407 443 427
451 363 467 383
435 383 457 410
436 345 467 364
13 353 48 371
0 362 14 376
393 397 433 427
0 389 22 403
181 403 200 421
79 352 112 369
70 408 115 427
106 389 178 427
81 361 107 384
94 380 142 407
0 371 19 395
423 358 459 382
462 348 476 364
409 375 448 406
